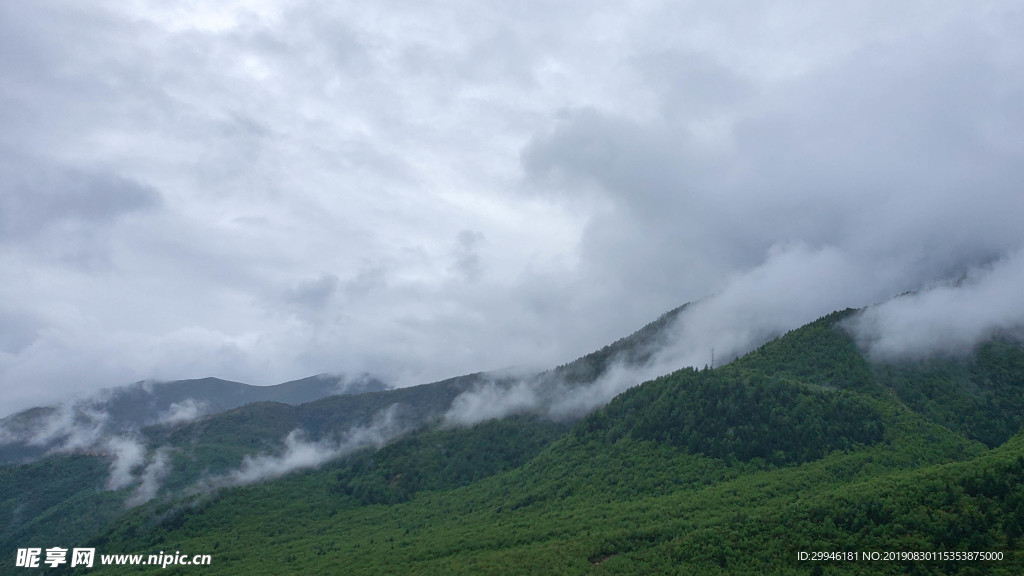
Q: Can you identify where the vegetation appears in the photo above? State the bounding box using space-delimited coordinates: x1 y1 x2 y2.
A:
4 307 1024 574
334 415 571 506
874 338 1024 447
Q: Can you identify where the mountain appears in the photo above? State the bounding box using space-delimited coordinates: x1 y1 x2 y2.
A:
0 307 695 562
545 303 688 385
4 304 1024 574
0 373 387 465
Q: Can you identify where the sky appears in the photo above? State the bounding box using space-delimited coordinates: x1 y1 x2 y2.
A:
2 1 1023 416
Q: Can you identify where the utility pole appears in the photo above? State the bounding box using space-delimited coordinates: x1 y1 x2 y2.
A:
711 347 715 369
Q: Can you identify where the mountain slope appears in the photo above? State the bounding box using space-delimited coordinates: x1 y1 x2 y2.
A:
64 309 1024 575
0 306 695 562
0 374 387 465
0 373 488 555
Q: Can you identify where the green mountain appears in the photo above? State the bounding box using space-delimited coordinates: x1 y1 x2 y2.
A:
0 307 693 564
0 374 387 465
5 306 1024 574
0 372 482 556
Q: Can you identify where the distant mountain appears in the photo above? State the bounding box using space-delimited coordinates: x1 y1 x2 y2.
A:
96 373 388 427
0 373 386 465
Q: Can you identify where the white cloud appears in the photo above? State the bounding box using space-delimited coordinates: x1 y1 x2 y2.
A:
444 380 538 427
202 404 403 489
155 399 209 426
12 402 110 451
105 436 147 490
845 251 1024 359
126 448 172 507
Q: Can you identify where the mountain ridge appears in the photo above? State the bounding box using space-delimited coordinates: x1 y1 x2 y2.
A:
3 301 1024 574
0 373 387 465
72 306 1023 574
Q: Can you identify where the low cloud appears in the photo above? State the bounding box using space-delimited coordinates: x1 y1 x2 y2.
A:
442 243 899 426
844 250 1024 360
126 448 172 507
0 402 111 453
443 242 1024 425
0 398 176 506
546 362 657 420
444 380 538 427
154 398 209 426
647 243 892 370
105 436 147 490
223 430 344 486
443 354 672 426
202 404 404 489
102 439 174 507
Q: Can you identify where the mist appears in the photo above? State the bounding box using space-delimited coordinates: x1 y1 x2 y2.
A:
0 389 204 456
0 402 110 453
845 250 1024 360
102 437 174 507
444 381 539 427
155 399 209 426
202 404 404 490
126 448 172 507
104 436 147 490
443 243 1024 427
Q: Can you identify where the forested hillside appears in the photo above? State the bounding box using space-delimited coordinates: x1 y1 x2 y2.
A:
33 308 1022 575
1 304 704 561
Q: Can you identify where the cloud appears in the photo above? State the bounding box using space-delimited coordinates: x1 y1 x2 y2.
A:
3 1 1024 416
16 403 110 451
449 230 486 283
0 153 162 271
440 240 1024 425
102 437 174 506
154 399 209 426
0 310 41 354
283 274 340 321
444 380 538 427
126 448 172 507
202 404 404 489
844 251 1024 360
105 436 148 490
648 244 893 369
0 156 161 240
546 362 656 420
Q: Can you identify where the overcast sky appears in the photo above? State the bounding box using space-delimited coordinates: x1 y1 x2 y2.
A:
2 1 1023 416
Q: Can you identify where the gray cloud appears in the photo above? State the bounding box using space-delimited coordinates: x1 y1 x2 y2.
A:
0 310 40 354
283 273 341 323
2 1 1023 415
0 153 161 271
0 156 160 239
449 230 485 282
